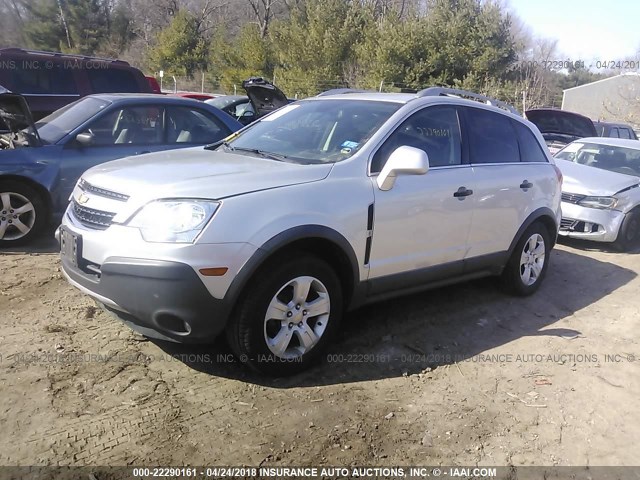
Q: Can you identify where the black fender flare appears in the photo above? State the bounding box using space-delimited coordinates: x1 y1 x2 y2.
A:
222 225 361 313
507 207 558 258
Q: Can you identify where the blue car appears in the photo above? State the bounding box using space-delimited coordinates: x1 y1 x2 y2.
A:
0 92 242 246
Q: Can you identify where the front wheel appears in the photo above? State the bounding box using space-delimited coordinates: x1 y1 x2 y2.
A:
225 255 343 376
0 180 46 247
613 209 640 252
501 221 551 296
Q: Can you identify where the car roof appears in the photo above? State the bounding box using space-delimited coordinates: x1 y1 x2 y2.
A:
312 92 416 103
593 121 633 128
312 91 525 116
85 93 208 104
574 137 640 149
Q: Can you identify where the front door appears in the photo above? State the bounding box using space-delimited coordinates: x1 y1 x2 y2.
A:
367 105 475 292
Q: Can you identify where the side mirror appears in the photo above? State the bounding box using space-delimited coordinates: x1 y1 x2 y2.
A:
75 132 95 147
376 146 429 191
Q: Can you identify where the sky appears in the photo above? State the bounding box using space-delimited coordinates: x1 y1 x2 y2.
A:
507 0 640 63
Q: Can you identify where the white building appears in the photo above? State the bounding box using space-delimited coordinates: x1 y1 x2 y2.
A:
562 73 640 128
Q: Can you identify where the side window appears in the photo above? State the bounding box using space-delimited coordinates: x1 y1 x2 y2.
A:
88 69 138 93
610 128 620 138
84 106 163 145
465 107 519 164
233 102 254 118
619 128 631 139
371 106 461 173
512 120 548 163
166 107 230 144
10 62 77 94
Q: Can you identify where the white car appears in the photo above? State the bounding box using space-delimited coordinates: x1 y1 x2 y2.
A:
58 87 562 375
555 137 640 251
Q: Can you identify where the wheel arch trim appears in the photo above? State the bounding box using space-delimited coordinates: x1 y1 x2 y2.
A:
507 207 558 257
223 225 361 314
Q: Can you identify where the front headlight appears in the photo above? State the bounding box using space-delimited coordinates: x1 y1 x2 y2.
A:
128 200 220 243
577 196 618 210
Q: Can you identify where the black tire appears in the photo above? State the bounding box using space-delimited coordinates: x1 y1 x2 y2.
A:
0 180 46 247
500 221 551 296
613 209 640 252
225 254 343 376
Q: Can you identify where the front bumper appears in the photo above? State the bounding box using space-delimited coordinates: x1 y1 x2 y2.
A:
58 210 258 343
558 202 624 243
61 254 232 342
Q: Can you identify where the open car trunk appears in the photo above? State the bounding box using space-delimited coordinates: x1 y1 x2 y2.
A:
525 109 597 155
0 87 41 149
242 77 290 118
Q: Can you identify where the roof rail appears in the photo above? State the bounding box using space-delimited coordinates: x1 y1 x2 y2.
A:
0 47 129 65
417 87 520 115
316 88 371 97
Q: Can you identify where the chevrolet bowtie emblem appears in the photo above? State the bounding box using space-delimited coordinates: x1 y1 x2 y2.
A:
77 193 89 205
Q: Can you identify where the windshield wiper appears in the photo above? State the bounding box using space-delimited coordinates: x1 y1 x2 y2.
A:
204 139 231 151
229 147 289 162
204 141 289 162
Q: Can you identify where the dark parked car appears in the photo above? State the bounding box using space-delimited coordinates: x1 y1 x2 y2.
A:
525 108 597 155
205 77 291 125
0 48 152 120
593 121 638 140
0 92 242 246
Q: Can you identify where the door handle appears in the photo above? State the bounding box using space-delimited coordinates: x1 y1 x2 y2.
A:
520 180 533 190
453 186 474 198
135 151 150 155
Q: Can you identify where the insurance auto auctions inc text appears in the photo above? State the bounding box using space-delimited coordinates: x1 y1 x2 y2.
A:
257 467 497 478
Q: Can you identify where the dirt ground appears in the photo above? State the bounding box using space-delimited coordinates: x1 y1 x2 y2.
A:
0 231 639 469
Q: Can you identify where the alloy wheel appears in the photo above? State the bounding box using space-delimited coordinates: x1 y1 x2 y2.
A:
519 233 545 286
263 275 330 359
0 192 36 241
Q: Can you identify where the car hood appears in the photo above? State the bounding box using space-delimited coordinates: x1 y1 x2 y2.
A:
556 158 640 196
525 109 597 139
242 77 289 117
0 89 41 148
82 147 333 201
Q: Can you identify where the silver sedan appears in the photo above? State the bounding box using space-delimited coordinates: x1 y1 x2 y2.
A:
555 137 640 251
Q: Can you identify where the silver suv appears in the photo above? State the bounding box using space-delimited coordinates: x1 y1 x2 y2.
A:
59 88 562 375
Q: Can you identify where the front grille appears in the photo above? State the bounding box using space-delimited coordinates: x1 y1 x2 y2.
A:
560 218 577 230
561 192 585 204
79 179 129 202
72 200 116 230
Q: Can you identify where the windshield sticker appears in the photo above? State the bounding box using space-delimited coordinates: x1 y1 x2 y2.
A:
341 140 359 149
261 104 300 121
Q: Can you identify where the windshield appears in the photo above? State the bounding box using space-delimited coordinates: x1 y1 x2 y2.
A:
222 99 402 164
556 142 640 176
206 96 247 109
35 97 110 144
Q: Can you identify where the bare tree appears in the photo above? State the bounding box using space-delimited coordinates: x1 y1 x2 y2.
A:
246 0 278 38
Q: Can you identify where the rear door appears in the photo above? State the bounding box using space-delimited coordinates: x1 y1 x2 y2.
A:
462 107 555 259
368 105 475 290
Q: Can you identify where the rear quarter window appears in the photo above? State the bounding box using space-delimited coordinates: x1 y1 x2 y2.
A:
512 120 549 163
88 68 139 93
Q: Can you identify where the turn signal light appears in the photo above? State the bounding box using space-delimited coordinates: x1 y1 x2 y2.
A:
199 267 228 276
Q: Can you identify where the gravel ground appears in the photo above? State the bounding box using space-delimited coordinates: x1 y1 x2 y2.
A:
0 233 639 468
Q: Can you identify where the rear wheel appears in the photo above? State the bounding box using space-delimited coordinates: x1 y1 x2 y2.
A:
614 209 640 252
501 221 551 296
225 255 342 376
0 180 46 247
